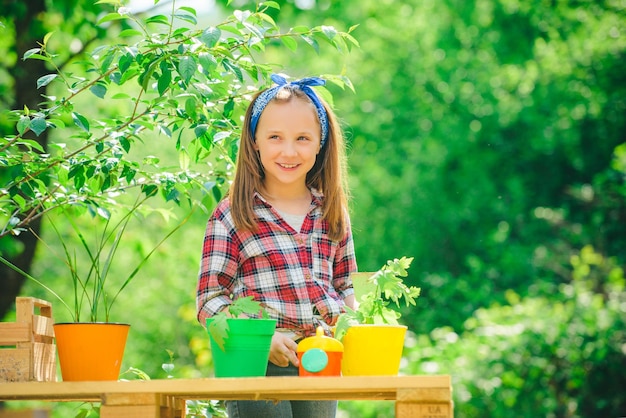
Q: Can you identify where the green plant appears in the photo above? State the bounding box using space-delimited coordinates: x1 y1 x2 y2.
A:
206 296 269 351
0 192 189 322
334 256 421 341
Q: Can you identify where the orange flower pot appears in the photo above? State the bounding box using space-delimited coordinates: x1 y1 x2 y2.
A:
53 323 130 381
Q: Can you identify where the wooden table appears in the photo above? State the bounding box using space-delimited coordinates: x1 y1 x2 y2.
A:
0 375 453 418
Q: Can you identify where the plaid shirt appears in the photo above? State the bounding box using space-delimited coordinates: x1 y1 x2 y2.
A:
196 190 356 338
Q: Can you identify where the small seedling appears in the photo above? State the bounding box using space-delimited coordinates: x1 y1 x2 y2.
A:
335 256 420 341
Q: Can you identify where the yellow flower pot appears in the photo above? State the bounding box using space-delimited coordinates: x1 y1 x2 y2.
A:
341 324 407 376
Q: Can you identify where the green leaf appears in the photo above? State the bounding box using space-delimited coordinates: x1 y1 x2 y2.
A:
198 53 217 73
97 13 124 25
89 83 107 99
158 64 172 96
17 116 30 135
321 25 338 40
233 10 251 23
145 15 170 25
12 194 26 211
281 36 298 52
200 27 221 47
30 117 47 136
118 29 143 38
179 149 190 171
119 53 134 74
23 48 42 59
223 98 235 117
220 25 242 37
178 56 197 84
213 131 230 143
291 25 311 34
71 112 90 132
142 184 158 197
47 118 65 128
42 32 54 45
174 11 197 25
222 60 243 82
36 74 58 89
178 6 197 16
19 139 45 152
100 50 115 73
208 314 229 351
194 124 208 139
229 296 263 318
257 12 278 29
301 35 319 53
260 1 280 10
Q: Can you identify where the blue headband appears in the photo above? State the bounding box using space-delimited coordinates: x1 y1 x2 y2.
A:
250 74 329 147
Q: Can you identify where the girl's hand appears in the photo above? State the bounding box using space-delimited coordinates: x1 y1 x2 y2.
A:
268 332 299 368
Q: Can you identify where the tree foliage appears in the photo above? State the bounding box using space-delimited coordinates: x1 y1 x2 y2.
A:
0 0 355 316
226 1 626 416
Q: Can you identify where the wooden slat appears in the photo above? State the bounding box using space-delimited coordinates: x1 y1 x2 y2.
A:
0 375 451 401
396 402 452 418
100 404 160 418
397 387 452 402
32 342 56 382
0 348 31 382
15 298 52 321
31 316 54 342
103 393 161 406
0 324 30 345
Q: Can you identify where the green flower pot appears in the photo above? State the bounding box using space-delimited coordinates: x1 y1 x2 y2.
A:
206 317 277 377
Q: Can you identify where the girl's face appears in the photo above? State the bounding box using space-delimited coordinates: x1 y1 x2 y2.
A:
254 98 321 192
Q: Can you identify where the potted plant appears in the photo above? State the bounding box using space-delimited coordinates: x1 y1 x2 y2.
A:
334 256 421 376
206 296 276 378
0 192 188 381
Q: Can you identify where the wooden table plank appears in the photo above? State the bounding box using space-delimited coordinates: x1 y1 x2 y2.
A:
0 375 453 418
0 375 450 401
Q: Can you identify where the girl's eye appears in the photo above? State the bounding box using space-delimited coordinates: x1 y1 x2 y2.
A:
298 136 310 141
269 135 280 140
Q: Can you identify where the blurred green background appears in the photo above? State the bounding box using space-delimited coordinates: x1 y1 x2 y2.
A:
1 0 625 417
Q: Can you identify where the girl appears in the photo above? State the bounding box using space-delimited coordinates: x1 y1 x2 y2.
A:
196 74 357 418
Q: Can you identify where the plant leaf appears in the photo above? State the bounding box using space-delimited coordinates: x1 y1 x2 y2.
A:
37 74 58 89
208 314 229 351
178 55 197 84
30 117 48 136
71 112 90 132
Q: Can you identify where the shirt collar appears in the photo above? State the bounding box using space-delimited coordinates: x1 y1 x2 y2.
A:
254 188 324 208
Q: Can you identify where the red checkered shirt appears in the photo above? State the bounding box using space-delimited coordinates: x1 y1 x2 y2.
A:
196 190 357 338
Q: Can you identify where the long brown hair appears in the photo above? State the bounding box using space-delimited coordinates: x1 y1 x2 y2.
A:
229 86 350 241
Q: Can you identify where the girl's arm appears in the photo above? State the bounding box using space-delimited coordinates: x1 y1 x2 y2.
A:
196 216 239 324
343 293 356 310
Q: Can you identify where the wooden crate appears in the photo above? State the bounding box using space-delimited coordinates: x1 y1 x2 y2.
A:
0 297 56 382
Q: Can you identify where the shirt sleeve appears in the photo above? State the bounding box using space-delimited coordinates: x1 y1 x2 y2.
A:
196 213 239 325
332 214 357 300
